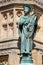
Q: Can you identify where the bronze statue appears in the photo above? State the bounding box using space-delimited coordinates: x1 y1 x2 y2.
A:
18 4 38 65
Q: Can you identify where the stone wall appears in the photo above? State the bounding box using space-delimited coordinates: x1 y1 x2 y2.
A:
0 4 43 65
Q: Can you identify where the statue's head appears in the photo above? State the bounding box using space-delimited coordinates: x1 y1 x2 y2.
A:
24 4 31 15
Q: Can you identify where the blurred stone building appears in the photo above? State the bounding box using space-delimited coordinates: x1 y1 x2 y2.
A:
0 0 43 65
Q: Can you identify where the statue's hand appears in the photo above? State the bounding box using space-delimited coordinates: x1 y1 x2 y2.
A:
35 12 38 16
32 12 38 18
33 12 38 17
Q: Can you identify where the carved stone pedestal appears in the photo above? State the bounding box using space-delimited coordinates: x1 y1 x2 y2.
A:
19 55 35 65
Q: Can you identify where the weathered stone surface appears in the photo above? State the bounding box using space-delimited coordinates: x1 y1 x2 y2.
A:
0 40 18 49
0 0 43 9
0 4 43 65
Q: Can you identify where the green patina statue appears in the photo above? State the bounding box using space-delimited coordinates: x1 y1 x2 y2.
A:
18 4 38 65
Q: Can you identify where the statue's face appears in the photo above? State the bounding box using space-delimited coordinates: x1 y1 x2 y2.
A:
24 6 30 14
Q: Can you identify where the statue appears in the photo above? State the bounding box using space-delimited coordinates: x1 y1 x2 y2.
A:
18 4 38 65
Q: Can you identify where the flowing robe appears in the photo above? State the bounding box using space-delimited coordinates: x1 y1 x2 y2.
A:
18 14 38 54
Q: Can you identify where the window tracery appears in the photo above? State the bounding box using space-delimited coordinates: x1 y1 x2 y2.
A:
16 11 22 17
0 9 14 40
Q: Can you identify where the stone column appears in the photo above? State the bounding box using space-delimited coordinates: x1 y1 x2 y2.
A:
8 53 15 65
13 7 20 39
37 51 42 65
32 50 42 65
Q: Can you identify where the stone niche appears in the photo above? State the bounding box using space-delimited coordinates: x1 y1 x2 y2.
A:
0 5 43 42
